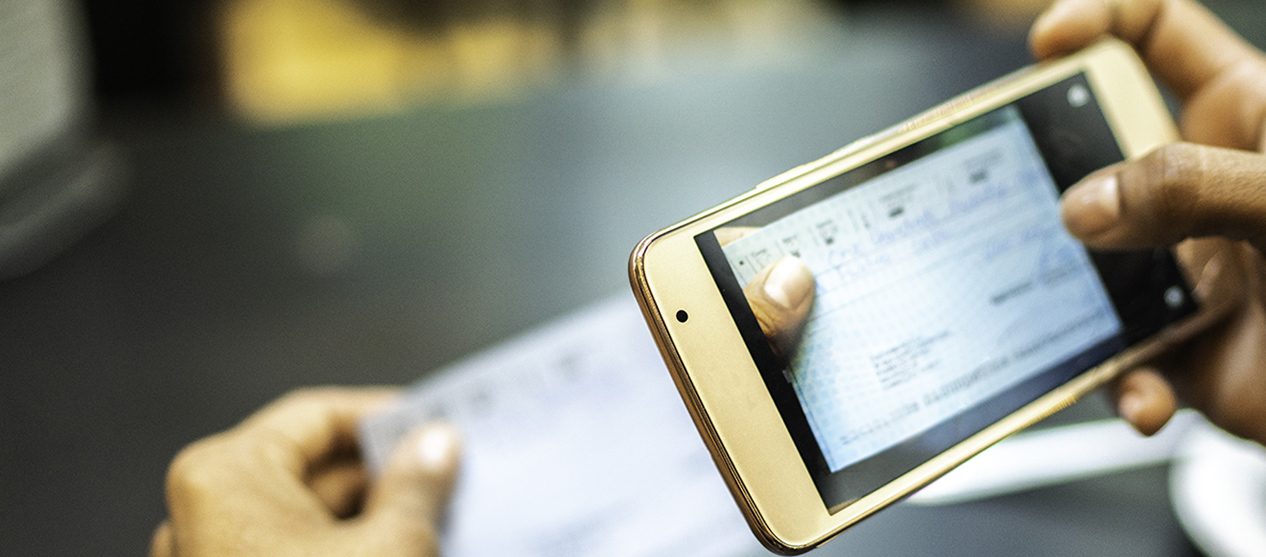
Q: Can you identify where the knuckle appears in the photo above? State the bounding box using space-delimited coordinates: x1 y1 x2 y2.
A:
1114 0 1165 47
165 438 226 503
1141 143 1204 232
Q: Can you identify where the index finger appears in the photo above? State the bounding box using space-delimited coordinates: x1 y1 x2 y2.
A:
1030 0 1260 99
238 387 400 476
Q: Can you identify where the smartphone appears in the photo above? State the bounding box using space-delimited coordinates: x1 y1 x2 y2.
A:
628 39 1224 554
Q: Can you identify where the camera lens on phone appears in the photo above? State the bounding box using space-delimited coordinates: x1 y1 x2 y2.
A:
1067 84 1091 108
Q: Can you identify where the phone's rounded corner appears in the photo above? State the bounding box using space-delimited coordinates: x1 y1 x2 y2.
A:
736 490 857 557
751 525 821 557
628 232 658 288
628 230 674 325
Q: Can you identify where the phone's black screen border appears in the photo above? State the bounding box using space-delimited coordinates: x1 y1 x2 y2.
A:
694 73 1197 510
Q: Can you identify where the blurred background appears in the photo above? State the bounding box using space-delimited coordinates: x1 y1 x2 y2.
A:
4 0 1266 555
84 0 1051 122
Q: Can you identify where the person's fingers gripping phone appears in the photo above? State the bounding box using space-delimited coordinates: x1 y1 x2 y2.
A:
1033 0 1266 445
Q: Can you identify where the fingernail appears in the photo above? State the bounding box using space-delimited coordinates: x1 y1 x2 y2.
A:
1030 1 1065 39
1118 392 1144 425
1027 0 1078 35
1030 0 1101 52
415 424 458 471
1063 174 1120 236
763 257 813 310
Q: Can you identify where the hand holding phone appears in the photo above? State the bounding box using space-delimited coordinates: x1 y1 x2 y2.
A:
1035 0 1266 446
630 37 1230 553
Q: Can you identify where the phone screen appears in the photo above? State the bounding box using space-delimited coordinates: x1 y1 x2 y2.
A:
694 74 1197 510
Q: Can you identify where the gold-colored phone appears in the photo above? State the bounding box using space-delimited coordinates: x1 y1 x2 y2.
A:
629 39 1221 554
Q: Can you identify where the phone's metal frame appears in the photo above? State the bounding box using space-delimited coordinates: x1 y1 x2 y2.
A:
629 39 1223 554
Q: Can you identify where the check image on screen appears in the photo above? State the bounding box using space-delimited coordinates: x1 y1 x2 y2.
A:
720 107 1122 473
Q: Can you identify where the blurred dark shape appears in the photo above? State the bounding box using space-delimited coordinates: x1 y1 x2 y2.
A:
77 0 218 103
0 0 124 279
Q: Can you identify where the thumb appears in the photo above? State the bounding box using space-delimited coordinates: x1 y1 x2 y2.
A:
744 256 815 356
1112 367 1178 437
1061 143 1266 251
356 423 461 553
